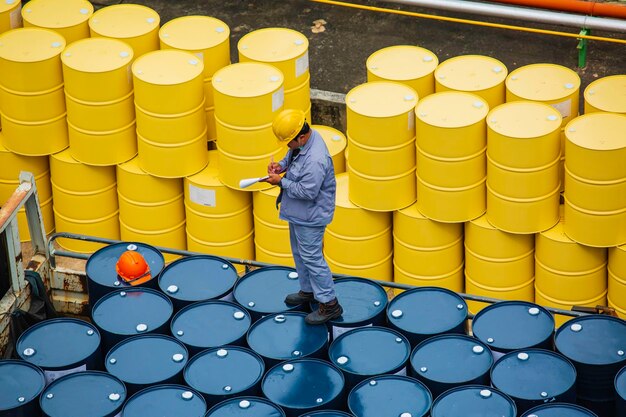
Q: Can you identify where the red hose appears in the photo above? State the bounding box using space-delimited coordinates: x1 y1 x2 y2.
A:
489 0 626 20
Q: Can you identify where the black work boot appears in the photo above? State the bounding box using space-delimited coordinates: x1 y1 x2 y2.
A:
305 298 343 325
285 291 315 306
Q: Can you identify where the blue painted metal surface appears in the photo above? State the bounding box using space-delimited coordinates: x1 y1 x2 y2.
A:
348 375 432 417
472 301 554 358
409 334 493 398
39 371 126 417
617 366 626 417
431 385 516 417
158 255 238 310
105 334 188 395
171 300 251 355
329 326 410 389
233 266 303 321
85 242 164 307
122 384 207 417
91 287 173 351
247 312 329 368
262 358 345 416
555 315 626 417
205 397 286 417
491 348 577 415
521 402 599 417
0 359 45 417
17 318 101 381
184 346 265 407
297 411 354 417
386 286 467 347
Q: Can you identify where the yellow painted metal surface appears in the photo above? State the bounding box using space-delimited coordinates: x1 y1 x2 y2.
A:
348 136 415 177
252 186 292 266
466 213 535 256
584 75 626 114
608 245 626 318
54 208 119 253
506 63 580 127
238 27 309 89
564 166 626 212
89 4 160 58
487 155 560 199
255 245 294 268
50 148 116 191
535 287 606 327
22 0 92 44
394 203 463 246
0 0 22 34
312 125 346 174
217 145 283 192
51 181 118 220
416 175 485 223
187 231 254 273
326 251 393 281
417 148 485 188
0 84 64 121
348 164 416 212
394 235 463 276
434 55 507 109
136 102 206 142
120 219 185 263
64 92 134 131
563 197 626 247
394 263 464 293
16 197 54 242
367 45 438 99
116 156 185 206
465 245 535 288
284 74 311 120
68 121 136 167
0 113 68 156
466 275 534 315
137 129 208 179
215 120 280 157
205 106 217 142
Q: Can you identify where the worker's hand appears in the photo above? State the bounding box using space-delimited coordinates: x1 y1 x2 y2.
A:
268 162 282 175
262 173 282 186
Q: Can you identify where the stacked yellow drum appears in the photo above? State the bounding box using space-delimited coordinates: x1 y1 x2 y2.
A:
252 186 293 267
0 0 22 34
21 0 93 44
608 245 626 318
159 16 231 141
313 125 347 174
583 75 626 114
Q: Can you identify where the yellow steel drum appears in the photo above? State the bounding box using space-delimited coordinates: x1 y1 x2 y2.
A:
465 245 535 288
608 245 626 318
120 219 185 263
326 252 393 282
68 121 137 167
434 55 508 109
284 73 311 122
22 0 92 44
348 136 415 177
206 106 217 142
465 275 534 314
346 81 417 147
64 93 135 130
0 84 64 121
584 75 626 114
564 167 626 212
535 287 607 327
416 175 485 223
506 63 580 127
487 155 560 199
217 146 284 192
312 125 346 174
0 0 22 33
215 120 279 157
367 45 438 99
394 263 465 293
187 232 254 273
14 197 54 241
466 213 535 257
348 164 416 212
238 27 309 89
89 4 160 59
563 199 626 248
0 114 68 156
54 208 120 253
135 102 206 142
417 148 485 188
252 186 290 257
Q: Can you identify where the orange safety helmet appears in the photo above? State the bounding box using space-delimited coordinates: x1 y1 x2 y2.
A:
116 245 151 286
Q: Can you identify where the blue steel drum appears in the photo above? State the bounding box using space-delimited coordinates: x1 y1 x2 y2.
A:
39 371 126 417
0 359 45 417
247 312 329 368
491 348 577 415
298 412 354 417
431 385 517 417
329 326 410 389
105 334 188 395
409 334 493 399
311 278 387 340
555 315 626 417
122 384 207 417
472 301 555 360
184 346 265 407
522 402 599 417
86 242 165 307
386 286 467 347
159 255 238 311
348 375 432 417
171 300 251 355
617 366 626 417
205 397 286 417
91 287 173 351
263 358 345 416
17 318 101 384
233 266 304 321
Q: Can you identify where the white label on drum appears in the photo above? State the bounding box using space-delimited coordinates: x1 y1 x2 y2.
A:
195 51 204 61
189 184 216 207
272 87 285 112
295 51 309 78
551 99 571 119
332 323 372 340
10 4 22 28
408 110 415 132
44 364 86 385
394 366 407 376
492 350 505 362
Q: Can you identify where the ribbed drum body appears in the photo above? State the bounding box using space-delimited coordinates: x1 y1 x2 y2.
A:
252 186 293 266
117 157 186 261
563 113 626 247
185 151 254 271
160 16 231 141
0 0 22 34
535 207 608 326
464 214 535 313
325 173 393 280
366 45 438 99
122 385 206 417
431 385 517 417
415 91 489 222
61 37 137 165
212 62 286 190
584 75 626 114
0 360 45 417
348 375 432 417
205 396 286 417
434 55 508 109
346 81 418 211
50 149 119 252
522 403 600 417
88 4 160 59
393 203 464 292
314 125 347 174
0 28 67 155
22 0 93 44
617 366 626 417
609 245 626 318
0 137 54 241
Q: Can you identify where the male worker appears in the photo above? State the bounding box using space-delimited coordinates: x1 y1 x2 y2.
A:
262 109 342 325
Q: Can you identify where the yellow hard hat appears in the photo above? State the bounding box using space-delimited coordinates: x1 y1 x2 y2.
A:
273 109 306 142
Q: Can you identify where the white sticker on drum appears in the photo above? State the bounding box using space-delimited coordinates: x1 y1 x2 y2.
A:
10 4 22 28
394 366 408 376
189 184 216 207
408 110 416 132
272 87 285 113
491 350 505 362
332 323 372 340
295 51 310 78
195 51 204 61
551 99 571 119
44 364 86 385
